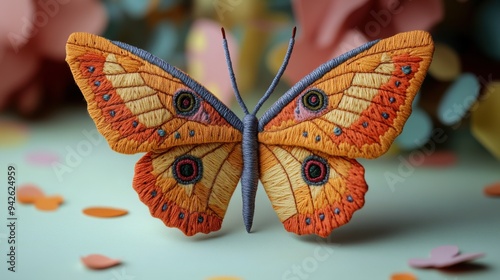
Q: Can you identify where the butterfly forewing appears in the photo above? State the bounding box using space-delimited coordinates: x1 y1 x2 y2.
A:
66 33 242 155
259 31 434 159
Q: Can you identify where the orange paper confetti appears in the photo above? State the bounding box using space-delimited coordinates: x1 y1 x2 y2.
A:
421 151 458 167
484 182 500 197
390 272 417 280
17 184 45 204
34 195 64 211
81 254 121 269
83 207 128 218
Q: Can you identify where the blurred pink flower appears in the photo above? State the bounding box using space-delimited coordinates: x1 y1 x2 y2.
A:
0 0 107 116
286 0 443 83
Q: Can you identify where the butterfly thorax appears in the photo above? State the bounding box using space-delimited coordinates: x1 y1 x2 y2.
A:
241 114 259 232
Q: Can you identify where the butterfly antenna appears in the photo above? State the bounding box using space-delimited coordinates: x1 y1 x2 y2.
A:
221 27 249 115
252 27 296 115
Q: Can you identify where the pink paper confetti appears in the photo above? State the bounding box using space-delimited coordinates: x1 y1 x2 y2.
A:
81 254 121 270
25 151 60 166
186 19 238 106
408 245 484 268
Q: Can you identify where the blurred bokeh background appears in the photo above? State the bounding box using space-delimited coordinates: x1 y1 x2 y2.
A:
1 2 499 279
1 0 499 158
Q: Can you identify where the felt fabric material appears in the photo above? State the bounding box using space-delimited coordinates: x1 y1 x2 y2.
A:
65 30 434 237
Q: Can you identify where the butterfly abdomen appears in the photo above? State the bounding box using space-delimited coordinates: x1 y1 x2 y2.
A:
241 114 260 232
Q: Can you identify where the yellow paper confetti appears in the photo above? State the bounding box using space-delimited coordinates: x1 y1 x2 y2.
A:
428 43 461 81
0 120 29 148
471 82 500 159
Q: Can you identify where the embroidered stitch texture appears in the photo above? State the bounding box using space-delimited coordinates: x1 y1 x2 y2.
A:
66 30 434 237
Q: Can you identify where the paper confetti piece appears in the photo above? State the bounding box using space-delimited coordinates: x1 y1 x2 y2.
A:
81 254 121 270
34 195 64 211
395 108 432 150
390 272 417 280
83 207 128 218
0 120 29 148
484 182 500 197
421 151 458 167
17 184 45 204
266 42 288 76
408 245 484 268
206 277 243 280
25 151 60 166
471 82 500 159
428 43 461 81
437 73 480 126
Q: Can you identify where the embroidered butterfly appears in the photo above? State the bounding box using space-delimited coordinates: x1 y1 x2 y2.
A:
65 29 433 237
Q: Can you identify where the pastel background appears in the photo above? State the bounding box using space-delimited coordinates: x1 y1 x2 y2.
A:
0 0 499 279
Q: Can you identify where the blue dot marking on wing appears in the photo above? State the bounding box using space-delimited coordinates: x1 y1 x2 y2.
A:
333 126 342 136
197 216 204 223
303 131 308 137
158 129 166 137
162 203 168 211
389 97 396 103
402 65 412 75
151 190 157 198
334 208 340 215
305 217 311 225
179 212 185 219
382 112 389 119
189 130 195 137
315 135 321 142
362 122 368 128
319 213 325 221
132 121 138 128
88 66 95 73
395 80 401 87
103 94 110 101
94 81 101 87
347 195 354 202
174 132 180 139
109 110 115 117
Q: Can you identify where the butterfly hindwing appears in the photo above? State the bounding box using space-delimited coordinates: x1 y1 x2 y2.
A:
259 31 434 159
134 143 243 236
259 145 367 237
66 32 243 154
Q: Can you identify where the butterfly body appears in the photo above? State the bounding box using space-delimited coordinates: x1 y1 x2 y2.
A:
66 30 434 237
240 114 260 232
